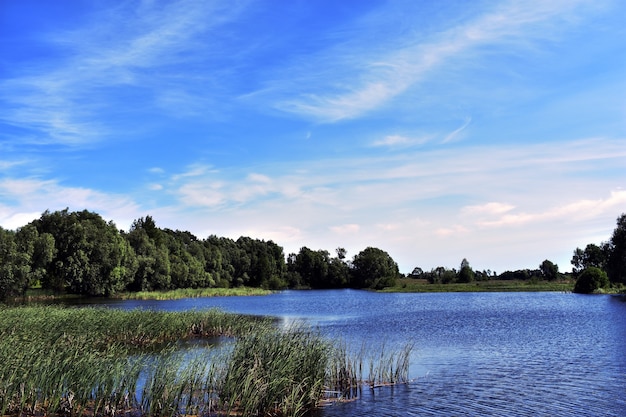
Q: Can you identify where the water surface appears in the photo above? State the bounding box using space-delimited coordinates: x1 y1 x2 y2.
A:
65 290 626 416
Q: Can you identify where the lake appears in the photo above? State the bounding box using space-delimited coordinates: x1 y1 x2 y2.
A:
67 290 626 416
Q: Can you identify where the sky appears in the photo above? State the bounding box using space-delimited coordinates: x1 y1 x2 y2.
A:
1 0 625 274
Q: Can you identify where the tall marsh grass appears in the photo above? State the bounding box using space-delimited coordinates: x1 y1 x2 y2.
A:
0 305 413 417
114 286 272 300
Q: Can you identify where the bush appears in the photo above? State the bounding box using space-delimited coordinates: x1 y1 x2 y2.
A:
573 267 609 294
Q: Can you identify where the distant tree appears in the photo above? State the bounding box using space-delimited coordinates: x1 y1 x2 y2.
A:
571 243 609 274
351 247 399 289
409 267 424 278
573 267 609 294
458 258 475 283
539 259 559 281
606 214 626 284
497 269 540 281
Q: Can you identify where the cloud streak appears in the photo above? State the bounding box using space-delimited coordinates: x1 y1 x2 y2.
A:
0 0 250 146
263 0 604 122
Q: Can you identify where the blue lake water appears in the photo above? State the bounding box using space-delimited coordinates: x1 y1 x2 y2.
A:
68 290 626 416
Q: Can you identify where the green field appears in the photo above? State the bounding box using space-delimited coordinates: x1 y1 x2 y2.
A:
113 286 273 300
382 278 575 293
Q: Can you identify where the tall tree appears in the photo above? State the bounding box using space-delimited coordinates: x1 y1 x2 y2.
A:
33 209 132 295
0 227 24 299
127 223 170 291
458 258 475 283
539 259 559 281
606 213 626 284
571 243 609 274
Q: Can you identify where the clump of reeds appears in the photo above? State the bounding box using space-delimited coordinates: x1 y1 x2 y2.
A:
325 342 364 400
219 326 329 416
367 342 414 388
0 305 270 416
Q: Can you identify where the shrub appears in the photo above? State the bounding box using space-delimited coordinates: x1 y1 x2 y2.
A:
573 267 609 294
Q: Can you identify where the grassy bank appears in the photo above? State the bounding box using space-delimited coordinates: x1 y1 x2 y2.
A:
113 286 272 300
383 278 575 293
0 305 411 417
12 287 272 302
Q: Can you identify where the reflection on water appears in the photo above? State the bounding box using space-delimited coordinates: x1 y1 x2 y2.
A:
56 291 626 416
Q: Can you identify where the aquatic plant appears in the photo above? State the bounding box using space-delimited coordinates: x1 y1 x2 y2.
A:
114 286 272 300
0 305 413 417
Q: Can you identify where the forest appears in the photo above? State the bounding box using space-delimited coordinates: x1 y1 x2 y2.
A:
1 209 625 300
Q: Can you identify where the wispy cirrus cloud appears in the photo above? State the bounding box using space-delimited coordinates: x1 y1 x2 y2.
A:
371 134 432 149
263 0 605 122
0 0 250 146
472 190 626 228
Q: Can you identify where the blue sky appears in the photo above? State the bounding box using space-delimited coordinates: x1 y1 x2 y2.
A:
1 0 625 274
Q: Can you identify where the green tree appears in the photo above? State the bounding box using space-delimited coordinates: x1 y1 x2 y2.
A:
539 259 559 281
0 227 25 300
458 258 475 283
162 229 210 289
127 224 170 291
573 267 609 294
33 209 133 296
294 247 329 289
351 247 399 289
606 214 626 285
571 243 609 274
409 267 424 278
234 237 286 289
327 256 350 288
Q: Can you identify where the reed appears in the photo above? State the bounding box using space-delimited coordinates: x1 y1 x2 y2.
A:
0 305 413 417
114 286 272 300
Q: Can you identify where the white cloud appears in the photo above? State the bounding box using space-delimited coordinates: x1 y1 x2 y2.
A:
248 173 272 183
178 182 225 207
0 209 43 231
372 134 431 148
476 190 626 228
0 178 140 230
435 225 470 237
330 224 360 235
463 202 516 216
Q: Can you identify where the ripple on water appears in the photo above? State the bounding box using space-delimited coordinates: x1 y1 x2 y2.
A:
61 291 626 417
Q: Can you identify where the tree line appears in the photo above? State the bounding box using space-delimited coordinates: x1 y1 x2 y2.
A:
407 213 626 293
0 209 400 300
2 209 624 300
409 258 561 284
